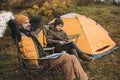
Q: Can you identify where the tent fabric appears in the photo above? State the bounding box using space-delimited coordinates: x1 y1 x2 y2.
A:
92 45 119 60
38 13 119 59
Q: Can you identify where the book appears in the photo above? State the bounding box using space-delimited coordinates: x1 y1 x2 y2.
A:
40 52 65 60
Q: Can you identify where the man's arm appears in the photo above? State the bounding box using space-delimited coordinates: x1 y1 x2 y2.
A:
8 19 21 42
30 15 41 31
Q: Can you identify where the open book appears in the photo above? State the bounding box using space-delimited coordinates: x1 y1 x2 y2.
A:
40 51 66 60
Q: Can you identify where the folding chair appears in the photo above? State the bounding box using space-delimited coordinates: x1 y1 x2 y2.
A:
42 24 80 59
8 19 63 80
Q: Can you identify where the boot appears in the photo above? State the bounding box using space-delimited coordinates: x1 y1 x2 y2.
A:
80 54 93 61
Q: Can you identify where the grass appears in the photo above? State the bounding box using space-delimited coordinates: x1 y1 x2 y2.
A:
0 3 120 80
82 49 120 80
0 51 21 80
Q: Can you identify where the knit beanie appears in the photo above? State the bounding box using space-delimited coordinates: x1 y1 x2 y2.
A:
54 18 64 27
15 14 29 25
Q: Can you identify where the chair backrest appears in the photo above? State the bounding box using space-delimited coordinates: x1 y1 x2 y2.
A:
42 24 54 37
42 24 53 47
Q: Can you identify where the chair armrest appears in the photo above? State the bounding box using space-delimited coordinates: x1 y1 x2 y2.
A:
21 57 39 60
43 47 55 51
43 47 55 54
68 34 80 40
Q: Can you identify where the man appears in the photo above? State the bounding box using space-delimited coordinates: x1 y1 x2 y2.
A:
14 14 88 80
46 18 93 61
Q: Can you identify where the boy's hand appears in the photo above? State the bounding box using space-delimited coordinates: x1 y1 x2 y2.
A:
59 41 66 45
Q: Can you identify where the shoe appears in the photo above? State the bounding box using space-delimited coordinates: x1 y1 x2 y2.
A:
80 54 93 61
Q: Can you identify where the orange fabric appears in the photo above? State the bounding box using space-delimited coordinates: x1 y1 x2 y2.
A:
75 16 116 54
16 14 29 25
61 15 116 54
18 36 39 65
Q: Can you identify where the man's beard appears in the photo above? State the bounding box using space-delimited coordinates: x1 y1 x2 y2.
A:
20 25 33 32
26 26 31 31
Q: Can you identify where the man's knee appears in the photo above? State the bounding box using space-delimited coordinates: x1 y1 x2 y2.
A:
65 53 77 60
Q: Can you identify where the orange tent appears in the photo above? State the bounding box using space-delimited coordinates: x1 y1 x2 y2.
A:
38 13 119 59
